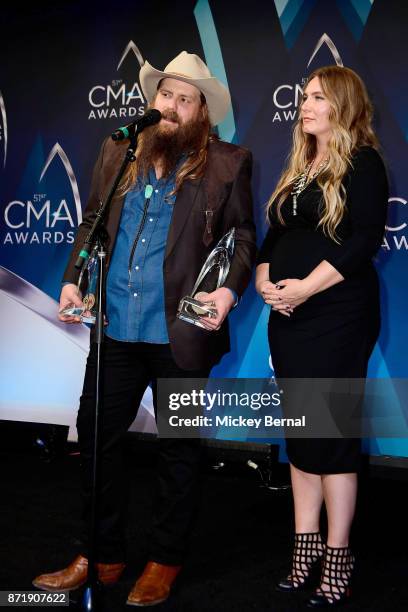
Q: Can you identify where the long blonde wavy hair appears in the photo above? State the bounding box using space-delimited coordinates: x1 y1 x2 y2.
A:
118 90 213 195
267 65 379 241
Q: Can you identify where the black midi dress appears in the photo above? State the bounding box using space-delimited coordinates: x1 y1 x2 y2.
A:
257 147 388 474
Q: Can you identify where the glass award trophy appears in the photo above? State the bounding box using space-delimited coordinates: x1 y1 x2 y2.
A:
59 245 99 324
177 228 235 328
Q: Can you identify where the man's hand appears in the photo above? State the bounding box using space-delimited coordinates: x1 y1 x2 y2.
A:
198 287 235 331
58 283 83 323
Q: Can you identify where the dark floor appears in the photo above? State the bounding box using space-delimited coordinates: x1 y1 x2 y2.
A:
1 433 407 612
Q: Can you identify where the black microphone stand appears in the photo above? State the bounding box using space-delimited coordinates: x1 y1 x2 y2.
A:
77 131 138 612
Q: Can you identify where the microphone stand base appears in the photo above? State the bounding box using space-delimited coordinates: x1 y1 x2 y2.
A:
81 581 103 611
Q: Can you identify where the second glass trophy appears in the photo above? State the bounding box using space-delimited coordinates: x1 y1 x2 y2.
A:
59 245 99 324
177 228 235 328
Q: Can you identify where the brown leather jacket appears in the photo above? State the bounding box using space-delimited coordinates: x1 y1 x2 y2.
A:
63 137 256 370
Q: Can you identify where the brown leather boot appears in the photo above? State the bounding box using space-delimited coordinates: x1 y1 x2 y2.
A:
126 561 181 606
32 555 125 592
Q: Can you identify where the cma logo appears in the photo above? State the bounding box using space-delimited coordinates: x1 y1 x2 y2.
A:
3 143 81 246
88 40 146 120
382 197 408 251
0 90 7 168
89 82 144 109
272 34 343 123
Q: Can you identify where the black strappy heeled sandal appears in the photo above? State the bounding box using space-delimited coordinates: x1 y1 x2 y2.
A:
276 532 325 592
307 545 355 607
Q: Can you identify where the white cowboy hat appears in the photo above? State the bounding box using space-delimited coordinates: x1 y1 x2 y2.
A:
139 51 231 127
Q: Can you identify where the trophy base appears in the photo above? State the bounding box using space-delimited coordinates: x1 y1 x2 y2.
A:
59 305 96 324
177 296 217 328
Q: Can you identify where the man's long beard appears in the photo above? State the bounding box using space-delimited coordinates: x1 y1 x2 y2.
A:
137 109 209 178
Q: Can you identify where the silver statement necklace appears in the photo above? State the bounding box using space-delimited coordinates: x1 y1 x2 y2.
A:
291 157 328 216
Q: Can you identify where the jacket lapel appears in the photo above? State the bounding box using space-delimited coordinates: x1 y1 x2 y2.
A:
103 140 207 260
165 175 205 260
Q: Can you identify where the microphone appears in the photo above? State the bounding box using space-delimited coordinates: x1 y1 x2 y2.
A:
111 109 162 141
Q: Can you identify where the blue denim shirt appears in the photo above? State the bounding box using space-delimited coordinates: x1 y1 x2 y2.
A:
105 168 176 343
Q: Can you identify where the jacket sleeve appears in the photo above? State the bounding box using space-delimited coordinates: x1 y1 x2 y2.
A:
62 138 109 285
222 149 257 298
324 147 388 278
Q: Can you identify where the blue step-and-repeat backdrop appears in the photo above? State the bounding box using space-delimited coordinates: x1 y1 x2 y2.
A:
0 1 407 458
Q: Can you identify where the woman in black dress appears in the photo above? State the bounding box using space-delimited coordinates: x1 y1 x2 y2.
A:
256 66 388 607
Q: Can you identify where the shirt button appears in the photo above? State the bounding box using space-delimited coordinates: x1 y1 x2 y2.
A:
135 266 139 270
155 189 159 193
133 292 138 297
141 238 146 243
149 218 153 222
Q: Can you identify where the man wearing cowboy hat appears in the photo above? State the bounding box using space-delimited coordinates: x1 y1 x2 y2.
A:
33 51 256 606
